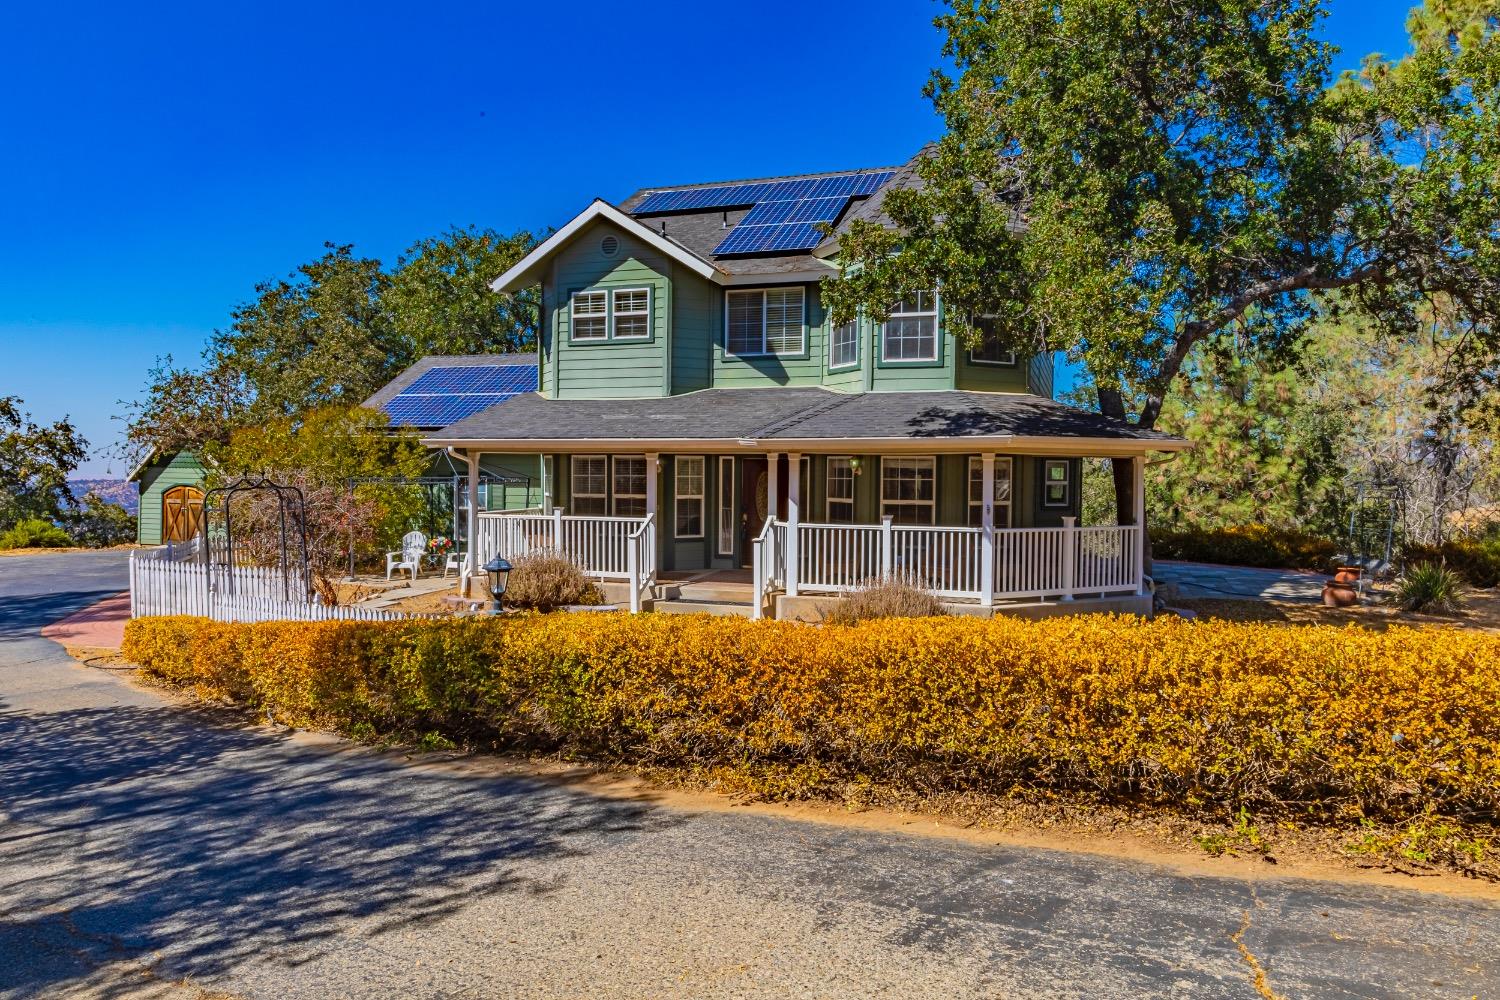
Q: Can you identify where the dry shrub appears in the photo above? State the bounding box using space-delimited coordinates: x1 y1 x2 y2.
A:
823 575 946 625
501 551 603 611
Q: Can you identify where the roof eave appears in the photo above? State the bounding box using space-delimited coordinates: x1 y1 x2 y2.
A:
422 434 1189 457
490 200 721 293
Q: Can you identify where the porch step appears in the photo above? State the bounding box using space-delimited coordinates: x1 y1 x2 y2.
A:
653 599 757 618
654 581 756 603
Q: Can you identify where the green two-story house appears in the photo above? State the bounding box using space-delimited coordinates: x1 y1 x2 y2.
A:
427 151 1187 619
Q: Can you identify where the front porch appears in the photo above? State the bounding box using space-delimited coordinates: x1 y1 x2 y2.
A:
472 483 1150 619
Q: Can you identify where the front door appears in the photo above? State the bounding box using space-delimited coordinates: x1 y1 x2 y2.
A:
739 457 792 566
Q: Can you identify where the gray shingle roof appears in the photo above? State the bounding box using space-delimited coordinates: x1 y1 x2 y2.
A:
619 163 906 276
362 353 538 412
428 388 1184 448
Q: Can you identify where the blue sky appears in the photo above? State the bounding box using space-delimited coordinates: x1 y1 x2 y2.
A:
1 1 1420 475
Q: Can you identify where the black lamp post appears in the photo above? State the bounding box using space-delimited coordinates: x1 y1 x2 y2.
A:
483 555 512 614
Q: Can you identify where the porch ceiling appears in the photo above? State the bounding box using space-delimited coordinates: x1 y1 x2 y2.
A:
424 388 1189 456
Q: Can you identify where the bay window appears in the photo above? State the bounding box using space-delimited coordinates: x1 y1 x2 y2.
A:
881 291 938 362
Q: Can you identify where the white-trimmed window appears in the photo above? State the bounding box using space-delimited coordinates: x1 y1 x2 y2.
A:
830 319 859 370
967 457 1013 528
1043 459 1072 509
675 456 705 538
571 456 608 516
969 317 1016 366
880 456 936 525
570 291 608 341
881 291 938 362
612 455 647 517
827 457 855 523
717 456 735 555
726 287 805 356
611 288 651 340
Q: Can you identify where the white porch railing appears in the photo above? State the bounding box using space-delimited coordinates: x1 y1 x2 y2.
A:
476 509 658 609
769 517 1142 604
750 517 786 620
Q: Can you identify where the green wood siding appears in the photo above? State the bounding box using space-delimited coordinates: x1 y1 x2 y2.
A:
134 451 205 545
955 350 1030 393
1027 352 1056 398
548 222 671 399
671 269 716 393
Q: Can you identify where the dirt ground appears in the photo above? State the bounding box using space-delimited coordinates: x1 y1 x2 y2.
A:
1175 587 1500 633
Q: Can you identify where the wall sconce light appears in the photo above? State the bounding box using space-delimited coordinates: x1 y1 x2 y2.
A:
848 457 863 476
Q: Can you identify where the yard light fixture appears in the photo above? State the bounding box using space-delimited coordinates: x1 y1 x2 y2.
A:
483 555 512 613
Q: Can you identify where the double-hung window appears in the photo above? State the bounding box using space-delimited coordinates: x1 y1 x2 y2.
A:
968 316 1016 365
675 457 705 538
881 291 938 362
611 288 650 340
880 457 936 525
570 456 608 516
826 457 855 523
612 456 648 517
570 291 608 341
726 288 805 356
967 457 1013 527
1043 459 1072 509
830 319 859 370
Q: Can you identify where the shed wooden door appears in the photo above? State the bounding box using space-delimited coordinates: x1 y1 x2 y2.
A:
162 486 205 543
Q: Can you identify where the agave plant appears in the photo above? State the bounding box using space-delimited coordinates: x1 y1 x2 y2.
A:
1396 562 1467 614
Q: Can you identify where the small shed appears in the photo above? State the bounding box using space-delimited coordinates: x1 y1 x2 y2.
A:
129 450 206 545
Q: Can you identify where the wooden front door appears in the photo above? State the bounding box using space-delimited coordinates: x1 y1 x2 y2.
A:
161 485 205 543
739 457 791 566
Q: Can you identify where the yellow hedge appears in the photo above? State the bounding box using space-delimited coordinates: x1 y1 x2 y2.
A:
123 613 1500 824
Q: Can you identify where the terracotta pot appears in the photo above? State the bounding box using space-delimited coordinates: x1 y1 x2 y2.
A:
1333 566 1362 586
1322 581 1359 608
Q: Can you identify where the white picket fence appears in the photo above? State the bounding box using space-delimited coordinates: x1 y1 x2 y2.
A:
129 552 420 623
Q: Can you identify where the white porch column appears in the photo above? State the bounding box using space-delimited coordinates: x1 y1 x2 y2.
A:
980 453 996 607
767 453 780 522
645 452 660 520
785 452 801 596
464 450 481 598
1133 453 1147 594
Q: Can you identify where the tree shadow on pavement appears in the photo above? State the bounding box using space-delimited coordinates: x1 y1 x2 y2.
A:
0 693 677 998
0 590 127 640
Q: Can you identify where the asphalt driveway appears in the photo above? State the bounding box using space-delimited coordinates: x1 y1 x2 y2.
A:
2 550 1497 998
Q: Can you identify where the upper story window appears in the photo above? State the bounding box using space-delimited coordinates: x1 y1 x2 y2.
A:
612 288 650 340
726 287 805 357
570 288 651 343
830 319 859 370
571 291 608 341
881 291 938 363
969 317 1016 366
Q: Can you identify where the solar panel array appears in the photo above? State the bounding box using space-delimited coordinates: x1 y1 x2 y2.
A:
632 171 896 255
381 364 538 428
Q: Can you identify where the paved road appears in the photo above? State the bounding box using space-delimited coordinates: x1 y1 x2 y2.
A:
2 551 1497 999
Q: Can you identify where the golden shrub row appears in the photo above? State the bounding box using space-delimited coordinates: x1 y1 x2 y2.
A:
123 613 1500 823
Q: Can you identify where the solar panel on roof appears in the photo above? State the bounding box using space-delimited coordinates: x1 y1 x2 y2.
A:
381 364 538 428
633 170 895 216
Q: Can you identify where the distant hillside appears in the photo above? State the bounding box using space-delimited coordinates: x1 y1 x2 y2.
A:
70 479 138 515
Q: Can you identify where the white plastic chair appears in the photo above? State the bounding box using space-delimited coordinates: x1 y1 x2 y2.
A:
385 531 427 582
443 550 467 580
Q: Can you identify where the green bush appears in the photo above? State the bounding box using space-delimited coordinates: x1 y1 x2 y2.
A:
1151 524 1338 570
1396 561 1468 613
1401 535 1500 588
0 517 72 550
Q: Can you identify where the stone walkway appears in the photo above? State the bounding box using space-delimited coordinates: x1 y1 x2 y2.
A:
1152 560 1331 603
38 591 130 647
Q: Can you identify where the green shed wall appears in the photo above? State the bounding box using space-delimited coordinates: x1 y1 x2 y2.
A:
134 451 205 546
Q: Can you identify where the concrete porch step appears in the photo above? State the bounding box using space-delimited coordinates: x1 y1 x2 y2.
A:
653 581 756 603
653 599 758 618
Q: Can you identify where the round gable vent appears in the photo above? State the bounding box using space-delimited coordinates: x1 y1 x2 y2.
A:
601 235 619 257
